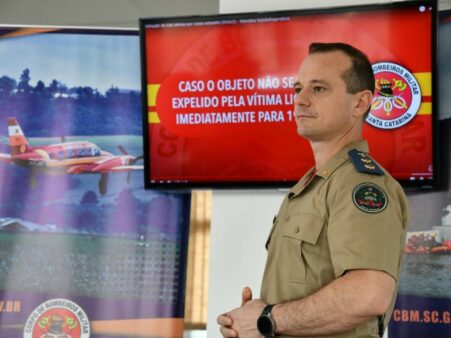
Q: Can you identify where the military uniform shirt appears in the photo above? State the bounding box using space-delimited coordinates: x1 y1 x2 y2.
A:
260 140 410 338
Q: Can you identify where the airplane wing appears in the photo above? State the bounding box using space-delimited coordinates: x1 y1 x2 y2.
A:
0 153 11 163
66 163 97 174
66 159 143 174
108 165 144 172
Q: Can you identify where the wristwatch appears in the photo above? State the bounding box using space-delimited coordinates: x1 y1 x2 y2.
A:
257 304 277 337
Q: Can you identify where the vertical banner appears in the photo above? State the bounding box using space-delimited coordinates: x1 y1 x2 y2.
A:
0 27 190 337
388 9 451 338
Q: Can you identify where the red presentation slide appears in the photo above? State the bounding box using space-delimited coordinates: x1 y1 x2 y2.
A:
142 4 434 187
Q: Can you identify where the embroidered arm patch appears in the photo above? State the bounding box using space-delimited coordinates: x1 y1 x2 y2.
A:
352 182 388 213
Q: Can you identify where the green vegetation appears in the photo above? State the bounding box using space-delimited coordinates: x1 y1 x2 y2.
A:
0 232 181 303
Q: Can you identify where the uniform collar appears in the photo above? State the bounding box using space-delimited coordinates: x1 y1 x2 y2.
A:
289 140 369 199
316 139 369 179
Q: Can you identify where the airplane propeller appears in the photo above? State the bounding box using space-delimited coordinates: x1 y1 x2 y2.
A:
117 145 143 164
118 145 128 155
126 155 144 183
130 155 144 165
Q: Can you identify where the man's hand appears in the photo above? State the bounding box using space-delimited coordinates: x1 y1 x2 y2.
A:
241 287 252 306
218 313 237 338
217 287 254 338
228 298 266 338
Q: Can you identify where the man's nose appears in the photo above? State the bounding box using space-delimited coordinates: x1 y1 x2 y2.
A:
294 91 310 106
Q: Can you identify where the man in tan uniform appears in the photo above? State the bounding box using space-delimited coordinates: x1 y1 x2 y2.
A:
217 42 410 338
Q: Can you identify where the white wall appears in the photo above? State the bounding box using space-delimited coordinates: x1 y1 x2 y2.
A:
220 0 451 13
220 0 391 13
207 190 285 337
0 0 218 28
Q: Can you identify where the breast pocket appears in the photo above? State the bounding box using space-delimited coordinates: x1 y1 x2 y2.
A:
281 213 325 284
265 215 279 250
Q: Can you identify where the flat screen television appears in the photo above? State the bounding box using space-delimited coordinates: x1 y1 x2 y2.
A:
140 0 439 190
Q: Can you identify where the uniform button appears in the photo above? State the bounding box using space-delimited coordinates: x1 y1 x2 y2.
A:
294 226 300 233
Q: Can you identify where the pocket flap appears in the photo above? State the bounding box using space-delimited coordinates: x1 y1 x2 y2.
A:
283 213 325 245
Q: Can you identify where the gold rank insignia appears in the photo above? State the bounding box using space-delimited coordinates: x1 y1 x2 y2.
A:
348 149 384 175
321 169 332 176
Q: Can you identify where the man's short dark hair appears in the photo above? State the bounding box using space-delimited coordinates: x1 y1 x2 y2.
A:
309 42 374 117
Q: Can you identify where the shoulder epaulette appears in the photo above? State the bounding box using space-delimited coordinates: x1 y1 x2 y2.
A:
348 149 384 176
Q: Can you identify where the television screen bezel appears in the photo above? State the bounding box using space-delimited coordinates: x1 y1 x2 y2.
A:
139 0 440 191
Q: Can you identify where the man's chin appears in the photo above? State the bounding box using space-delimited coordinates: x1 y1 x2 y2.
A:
297 128 323 142
296 127 312 139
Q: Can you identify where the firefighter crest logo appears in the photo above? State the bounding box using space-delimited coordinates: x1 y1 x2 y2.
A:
352 183 388 214
24 299 90 338
367 62 421 129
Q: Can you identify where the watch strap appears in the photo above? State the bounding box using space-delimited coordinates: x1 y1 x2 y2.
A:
258 304 277 337
261 304 275 316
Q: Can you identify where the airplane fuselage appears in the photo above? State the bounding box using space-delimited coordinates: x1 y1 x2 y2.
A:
10 141 113 174
2 117 143 195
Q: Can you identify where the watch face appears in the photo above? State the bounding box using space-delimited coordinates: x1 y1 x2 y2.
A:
257 315 273 336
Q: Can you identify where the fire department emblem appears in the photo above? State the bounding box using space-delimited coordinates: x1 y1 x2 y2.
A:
352 182 388 214
367 62 421 129
24 299 90 338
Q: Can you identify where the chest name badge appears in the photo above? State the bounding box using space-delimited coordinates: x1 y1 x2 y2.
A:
352 183 388 213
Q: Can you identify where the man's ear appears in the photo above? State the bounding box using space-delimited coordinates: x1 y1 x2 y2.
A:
353 90 373 118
